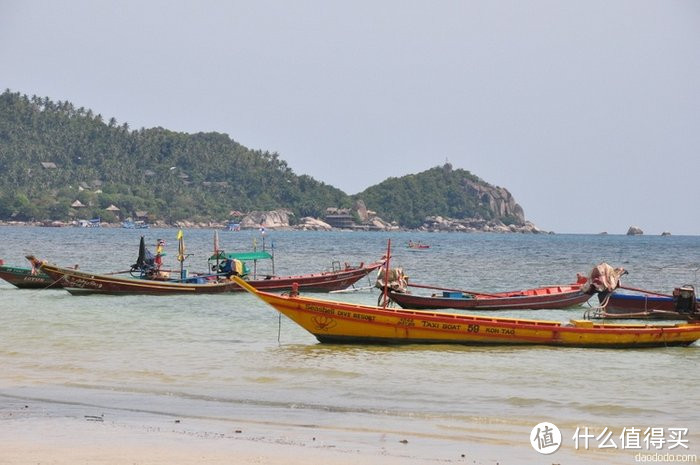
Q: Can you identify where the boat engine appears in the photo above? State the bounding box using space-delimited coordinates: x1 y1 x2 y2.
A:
673 285 697 314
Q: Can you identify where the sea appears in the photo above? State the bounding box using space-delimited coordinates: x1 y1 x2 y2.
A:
1 226 699 464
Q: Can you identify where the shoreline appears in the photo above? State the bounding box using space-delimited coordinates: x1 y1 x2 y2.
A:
0 220 548 234
0 392 635 465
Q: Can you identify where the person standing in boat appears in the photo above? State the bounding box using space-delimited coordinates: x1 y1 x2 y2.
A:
155 239 166 269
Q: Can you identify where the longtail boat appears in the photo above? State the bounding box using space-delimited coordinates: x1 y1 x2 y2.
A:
232 276 700 348
591 285 700 321
387 282 591 311
26 255 384 296
0 262 62 289
379 266 592 310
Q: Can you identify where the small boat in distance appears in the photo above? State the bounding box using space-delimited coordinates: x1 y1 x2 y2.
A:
77 218 101 228
224 221 241 231
231 276 700 348
407 240 430 249
121 219 149 229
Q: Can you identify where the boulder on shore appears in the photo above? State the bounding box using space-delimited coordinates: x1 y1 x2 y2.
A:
295 217 332 231
240 210 293 229
419 216 544 234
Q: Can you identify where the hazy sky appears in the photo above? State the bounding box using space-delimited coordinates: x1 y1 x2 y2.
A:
2 1 699 234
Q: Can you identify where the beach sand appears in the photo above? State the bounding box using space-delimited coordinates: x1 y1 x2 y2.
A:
0 396 637 465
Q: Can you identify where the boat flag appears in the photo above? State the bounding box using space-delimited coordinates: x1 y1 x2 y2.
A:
177 229 186 279
177 230 185 262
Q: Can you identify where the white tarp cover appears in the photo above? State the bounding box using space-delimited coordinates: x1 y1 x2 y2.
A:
375 267 408 293
582 262 626 294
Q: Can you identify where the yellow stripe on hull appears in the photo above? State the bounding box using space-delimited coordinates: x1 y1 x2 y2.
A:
233 278 700 348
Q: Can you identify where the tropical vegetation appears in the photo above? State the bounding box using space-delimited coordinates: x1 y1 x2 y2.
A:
0 90 525 227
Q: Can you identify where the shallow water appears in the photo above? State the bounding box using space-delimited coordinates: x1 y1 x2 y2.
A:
1 227 699 460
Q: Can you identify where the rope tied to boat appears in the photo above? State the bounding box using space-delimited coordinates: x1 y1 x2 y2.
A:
277 312 282 345
583 293 612 320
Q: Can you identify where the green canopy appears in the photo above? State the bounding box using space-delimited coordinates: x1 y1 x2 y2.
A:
209 251 273 261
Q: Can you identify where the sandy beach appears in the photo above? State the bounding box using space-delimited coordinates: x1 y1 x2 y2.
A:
0 395 488 465
2 229 699 465
0 395 641 465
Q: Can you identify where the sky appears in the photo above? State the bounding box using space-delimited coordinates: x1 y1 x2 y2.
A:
1 0 699 234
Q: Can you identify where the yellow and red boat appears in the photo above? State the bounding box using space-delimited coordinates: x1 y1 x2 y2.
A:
233 277 700 348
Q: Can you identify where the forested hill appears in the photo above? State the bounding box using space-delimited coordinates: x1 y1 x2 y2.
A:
0 90 349 222
0 90 527 228
357 165 525 228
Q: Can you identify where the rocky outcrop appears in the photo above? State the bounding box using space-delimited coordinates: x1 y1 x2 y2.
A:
661 231 671 236
354 199 370 223
462 179 525 225
295 217 332 231
237 203 540 233
626 226 643 236
420 216 544 233
365 217 400 231
240 209 293 229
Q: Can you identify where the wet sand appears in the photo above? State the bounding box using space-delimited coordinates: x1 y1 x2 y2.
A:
0 396 636 465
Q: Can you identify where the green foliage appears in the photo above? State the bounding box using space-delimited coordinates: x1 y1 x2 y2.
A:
0 90 348 222
354 164 509 228
0 90 523 227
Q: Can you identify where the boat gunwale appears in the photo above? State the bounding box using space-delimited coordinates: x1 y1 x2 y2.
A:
29 256 384 293
388 290 591 310
258 289 700 334
39 263 234 290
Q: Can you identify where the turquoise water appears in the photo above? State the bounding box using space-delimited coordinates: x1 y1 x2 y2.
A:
1 227 699 461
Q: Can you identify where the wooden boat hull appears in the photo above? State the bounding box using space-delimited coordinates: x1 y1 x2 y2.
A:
233 277 700 348
388 284 590 310
0 265 62 289
242 264 382 293
27 256 383 296
600 292 700 320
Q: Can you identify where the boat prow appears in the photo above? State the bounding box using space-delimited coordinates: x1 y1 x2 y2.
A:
232 277 700 348
0 259 62 289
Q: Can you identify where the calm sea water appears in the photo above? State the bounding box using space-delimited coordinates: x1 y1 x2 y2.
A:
1 227 699 461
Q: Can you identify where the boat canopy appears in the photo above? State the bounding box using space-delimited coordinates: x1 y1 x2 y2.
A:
209 251 273 261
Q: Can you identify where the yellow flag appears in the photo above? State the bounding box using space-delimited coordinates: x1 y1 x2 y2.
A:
177 230 185 262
